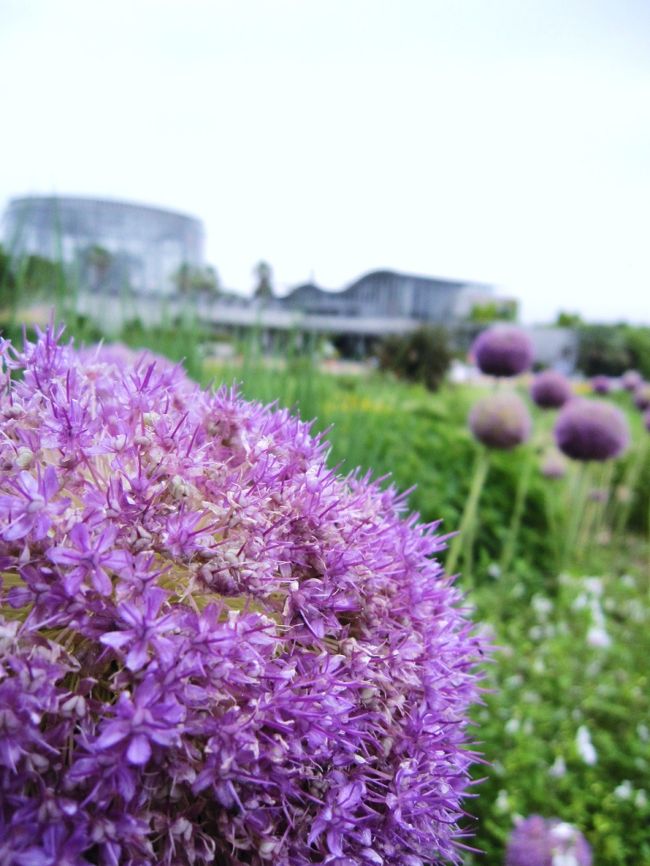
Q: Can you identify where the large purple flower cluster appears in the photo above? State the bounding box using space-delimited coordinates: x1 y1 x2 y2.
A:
0 327 483 866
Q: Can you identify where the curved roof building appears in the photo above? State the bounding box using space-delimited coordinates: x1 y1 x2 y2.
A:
278 269 497 323
3 195 204 296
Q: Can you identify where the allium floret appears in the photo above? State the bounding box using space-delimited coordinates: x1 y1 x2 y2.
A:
590 375 611 395
554 398 629 462
633 382 650 411
0 326 485 866
505 815 592 866
469 393 532 450
530 370 572 409
471 326 533 378
621 369 642 391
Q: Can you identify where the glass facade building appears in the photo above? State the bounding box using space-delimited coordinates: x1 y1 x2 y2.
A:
3 196 204 296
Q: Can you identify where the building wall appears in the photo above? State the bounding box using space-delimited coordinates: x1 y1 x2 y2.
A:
3 196 204 296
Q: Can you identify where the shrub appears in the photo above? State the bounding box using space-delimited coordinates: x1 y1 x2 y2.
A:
377 325 452 391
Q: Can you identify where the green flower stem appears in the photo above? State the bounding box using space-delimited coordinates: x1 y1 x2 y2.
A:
562 462 592 571
499 446 534 578
446 447 491 581
614 437 648 542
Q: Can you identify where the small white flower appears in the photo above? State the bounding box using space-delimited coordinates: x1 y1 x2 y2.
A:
549 755 567 778
505 718 520 735
551 822 577 842
552 854 579 866
532 595 553 618
576 725 597 765
635 789 648 808
495 789 510 813
583 577 603 595
614 780 633 800
586 625 611 648
638 724 649 742
487 562 501 579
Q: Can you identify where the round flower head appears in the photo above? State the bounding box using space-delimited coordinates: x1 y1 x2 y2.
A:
0 326 485 866
469 392 532 450
554 398 629 462
506 815 592 866
622 369 642 391
471 325 534 377
530 370 572 409
591 375 611 395
633 382 650 411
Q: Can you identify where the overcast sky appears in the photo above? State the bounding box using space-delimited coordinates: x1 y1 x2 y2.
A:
1 0 649 322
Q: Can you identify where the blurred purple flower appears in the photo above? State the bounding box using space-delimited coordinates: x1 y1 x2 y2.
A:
621 369 642 391
469 392 532 450
506 815 592 866
555 399 629 461
633 382 650 411
530 370 572 409
590 375 611 394
471 325 533 377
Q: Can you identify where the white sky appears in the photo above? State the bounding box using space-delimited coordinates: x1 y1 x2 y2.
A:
1 0 649 323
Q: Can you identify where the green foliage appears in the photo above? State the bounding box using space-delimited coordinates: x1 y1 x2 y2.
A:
556 310 583 327
376 326 452 392
119 316 207 381
173 262 220 295
577 323 650 378
469 298 518 322
466 570 650 866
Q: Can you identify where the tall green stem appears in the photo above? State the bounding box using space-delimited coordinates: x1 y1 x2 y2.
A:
562 462 591 571
500 447 534 577
446 448 491 581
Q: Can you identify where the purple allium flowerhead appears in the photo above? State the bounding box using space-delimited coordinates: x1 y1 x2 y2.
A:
530 370 572 409
633 382 650 411
469 392 532 450
554 398 629 462
471 325 534 377
505 815 592 866
0 325 486 866
621 369 642 391
590 375 611 395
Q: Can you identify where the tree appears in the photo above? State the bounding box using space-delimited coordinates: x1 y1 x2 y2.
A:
377 326 452 392
0 244 17 310
173 263 220 296
253 261 273 299
556 311 583 328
